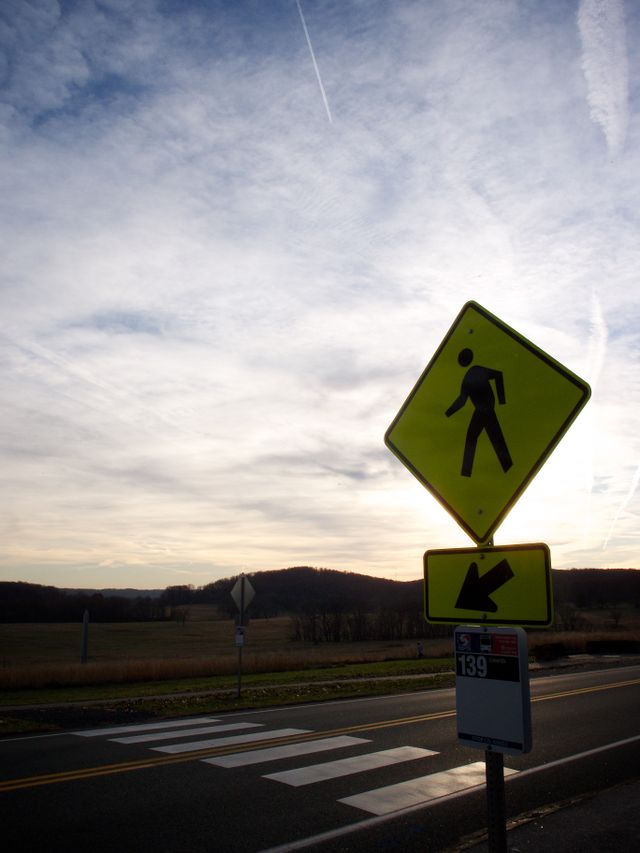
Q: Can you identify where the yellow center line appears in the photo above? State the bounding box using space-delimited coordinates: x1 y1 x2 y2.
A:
1 676 638 793
531 676 640 703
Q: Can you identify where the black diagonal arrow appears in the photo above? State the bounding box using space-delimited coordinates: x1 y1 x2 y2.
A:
455 558 514 612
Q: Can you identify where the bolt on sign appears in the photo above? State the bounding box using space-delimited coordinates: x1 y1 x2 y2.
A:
385 301 591 543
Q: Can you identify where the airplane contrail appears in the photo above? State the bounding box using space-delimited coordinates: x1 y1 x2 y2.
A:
296 0 333 124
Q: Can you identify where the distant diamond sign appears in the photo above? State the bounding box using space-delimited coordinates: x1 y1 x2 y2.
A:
231 574 255 616
385 301 591 543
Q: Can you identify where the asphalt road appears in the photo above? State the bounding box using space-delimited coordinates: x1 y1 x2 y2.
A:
2 664 639 853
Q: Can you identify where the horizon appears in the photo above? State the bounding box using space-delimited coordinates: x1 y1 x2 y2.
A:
4 563 640 595
1 1 639 590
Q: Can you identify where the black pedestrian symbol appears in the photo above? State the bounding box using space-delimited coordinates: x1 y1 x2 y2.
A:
445 348 513 477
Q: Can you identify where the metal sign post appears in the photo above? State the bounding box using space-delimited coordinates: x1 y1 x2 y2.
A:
485 750 507 853
80 609 89 664
230 574 255 699
237 578 244 700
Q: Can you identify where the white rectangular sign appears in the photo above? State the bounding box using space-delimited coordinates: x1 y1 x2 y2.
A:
455 625 531 755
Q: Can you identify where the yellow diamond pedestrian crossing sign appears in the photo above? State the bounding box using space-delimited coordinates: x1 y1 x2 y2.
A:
385 302 590 543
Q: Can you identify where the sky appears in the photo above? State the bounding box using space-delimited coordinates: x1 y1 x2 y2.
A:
1 0 639 590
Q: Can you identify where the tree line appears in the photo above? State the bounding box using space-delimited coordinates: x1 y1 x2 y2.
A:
0 582 164 623
2 567 639 635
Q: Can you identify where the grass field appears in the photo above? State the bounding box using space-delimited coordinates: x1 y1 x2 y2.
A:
2 606 639 690
0 615 456 690
1 608 639 736
0 616 455 734
0 615 294 665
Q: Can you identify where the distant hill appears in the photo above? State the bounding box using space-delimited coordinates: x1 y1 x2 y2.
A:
204 566 423 617
62 588 164 599
1 567 639 624
194 565 640 615
551 569 640 608
62 567 640 612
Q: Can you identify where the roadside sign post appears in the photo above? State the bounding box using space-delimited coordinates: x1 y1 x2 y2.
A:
80 609 89 664
485 751 507 853
384 301 590 851
230 574 255 699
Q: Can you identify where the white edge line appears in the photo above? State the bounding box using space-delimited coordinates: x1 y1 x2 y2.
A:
257 734 640 853
257 778 488 853
0 731 69 744
515 733 640 780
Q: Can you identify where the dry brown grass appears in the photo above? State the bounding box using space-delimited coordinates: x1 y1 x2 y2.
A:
0 644 451 691
528 628 640 654
0 616 456 690
0 617 292 666
2 608 638 691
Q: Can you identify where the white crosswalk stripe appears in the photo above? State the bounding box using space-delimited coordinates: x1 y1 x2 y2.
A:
263 746 437 787
72 717 220 737
204 736 370 768
112 721 262 744
338 762 519 815
152 727 311 754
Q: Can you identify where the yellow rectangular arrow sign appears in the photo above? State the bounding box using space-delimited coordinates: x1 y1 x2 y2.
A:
424 543 553 627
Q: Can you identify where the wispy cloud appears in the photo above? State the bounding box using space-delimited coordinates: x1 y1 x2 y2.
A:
578 0 630 155
0 1 639 586
587 288 608 394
